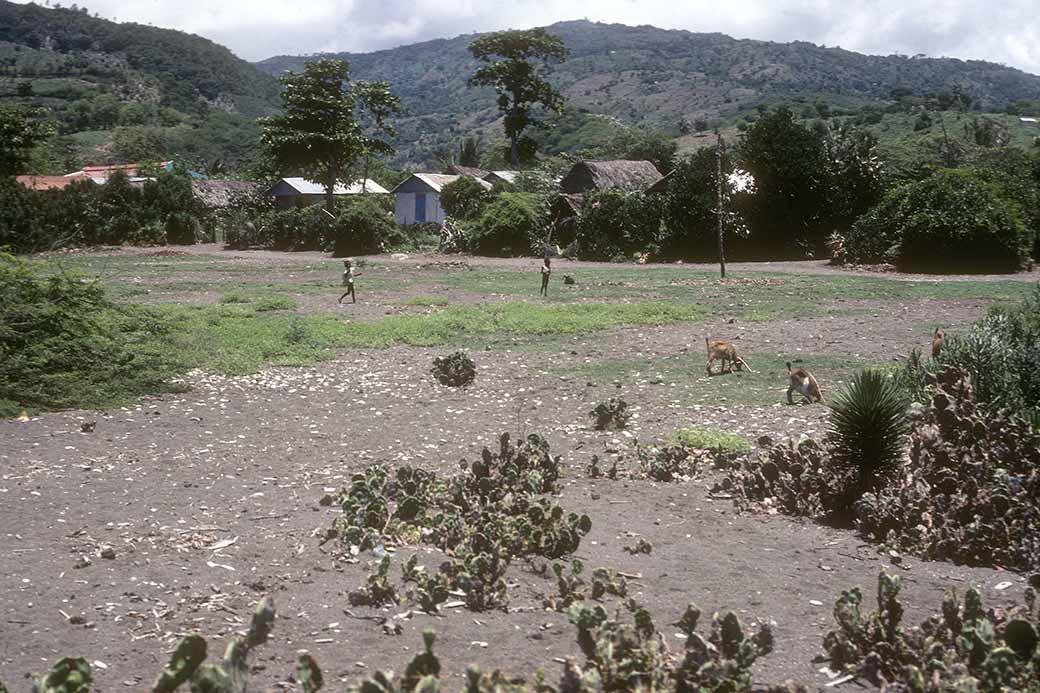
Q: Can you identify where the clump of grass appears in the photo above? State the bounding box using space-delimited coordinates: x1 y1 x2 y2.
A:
672 427 752 454
340 301 706 348
403 295 449 306
219 291 250 304
253 295 297 312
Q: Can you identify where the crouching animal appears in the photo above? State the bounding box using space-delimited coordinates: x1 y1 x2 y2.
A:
705 337 753 375
786 362 822 404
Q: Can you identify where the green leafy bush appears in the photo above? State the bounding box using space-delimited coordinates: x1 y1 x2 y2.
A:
329 194 401 256
672 427 752 455
468 192 541 257
843 169 1033 272
439 175 493 220
897 285 1040 421
573 191 661 261
0 253 179 416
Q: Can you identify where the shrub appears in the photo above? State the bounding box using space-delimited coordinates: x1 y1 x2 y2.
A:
430 350 476 387
573 191 662 261
855 367 1040 571
468 192 541 257
898 285 1040 421
164 211 197 245
844 169 1033 272
827 369 910 502
328 194 401 256
439 176 493 220
0 253 178 416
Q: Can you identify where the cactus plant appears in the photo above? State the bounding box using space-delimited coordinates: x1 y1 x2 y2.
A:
431 351 476 387
30 658 92 693
588 398 630 430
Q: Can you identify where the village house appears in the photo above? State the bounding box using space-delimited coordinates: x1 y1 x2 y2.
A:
267 177 389 208
392 173 492 225
550 160 665 242
191 180 260 209
483 170 519 186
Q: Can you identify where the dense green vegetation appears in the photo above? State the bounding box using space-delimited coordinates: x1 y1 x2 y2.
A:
259 19 1040 168
0 0 279 171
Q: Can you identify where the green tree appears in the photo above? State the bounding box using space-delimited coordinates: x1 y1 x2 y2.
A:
468 28 569 168
824 123 885 234
660 146 749 260
738 107 830 256
458 136 481 168
0 104 53 175
439 176 493 220
259 58 401 214
844 168 1031 272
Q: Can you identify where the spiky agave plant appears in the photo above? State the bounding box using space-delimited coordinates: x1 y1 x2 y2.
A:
828 369 910 498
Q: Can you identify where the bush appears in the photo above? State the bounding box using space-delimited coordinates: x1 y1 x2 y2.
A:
573 191 662 261
855 367 1040 571
899 285 1040 421
468 192 541 257
328 194 401 256
0 253 177 416
439 176 493 220
844 169 1033 272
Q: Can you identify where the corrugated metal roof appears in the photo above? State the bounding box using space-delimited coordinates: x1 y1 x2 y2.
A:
275 177 390 195
486 170 519 184
402 173 492 193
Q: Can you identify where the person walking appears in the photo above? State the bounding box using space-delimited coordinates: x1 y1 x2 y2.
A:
540 256 551 297
338 259 360 304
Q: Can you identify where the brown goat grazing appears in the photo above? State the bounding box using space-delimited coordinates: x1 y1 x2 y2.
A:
786 362 822 404
932 327 945 359
705 337 753 375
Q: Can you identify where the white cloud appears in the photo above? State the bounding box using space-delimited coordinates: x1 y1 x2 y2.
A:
19 0 1040 73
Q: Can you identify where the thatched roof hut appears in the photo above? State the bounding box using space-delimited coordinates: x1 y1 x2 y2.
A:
559 160 663 195
192 180 260 208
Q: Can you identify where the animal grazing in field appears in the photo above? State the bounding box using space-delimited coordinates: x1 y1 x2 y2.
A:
932 327 945 359
786 362 822 404
705 337 753 375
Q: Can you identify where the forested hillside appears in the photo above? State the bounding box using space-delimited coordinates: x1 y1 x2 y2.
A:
0 0 280 172
258 19 1040 166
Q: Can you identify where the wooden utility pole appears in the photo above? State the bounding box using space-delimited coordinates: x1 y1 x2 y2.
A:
715 130 726 279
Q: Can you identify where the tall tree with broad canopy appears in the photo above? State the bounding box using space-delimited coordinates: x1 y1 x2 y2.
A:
468 28 569 168
0 104 53 176
260 59 400 214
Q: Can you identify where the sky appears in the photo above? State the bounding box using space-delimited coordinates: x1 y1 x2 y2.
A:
24 0 1040 74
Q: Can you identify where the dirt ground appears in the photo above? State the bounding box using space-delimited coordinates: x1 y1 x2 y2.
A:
1 249 1035 691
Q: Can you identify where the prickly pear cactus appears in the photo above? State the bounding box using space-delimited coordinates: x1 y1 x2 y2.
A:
30 657 92 693
153 635 207 693
296 654 323 693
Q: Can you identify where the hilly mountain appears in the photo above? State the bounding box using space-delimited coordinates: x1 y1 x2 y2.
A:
258 20 1040 167
0 0 281 171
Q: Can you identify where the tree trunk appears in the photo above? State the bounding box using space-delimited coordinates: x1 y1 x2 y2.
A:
325 168 336 217
509 133 519 168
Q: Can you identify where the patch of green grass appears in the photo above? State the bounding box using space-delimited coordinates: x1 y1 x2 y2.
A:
671 427 752 454
220 291 251 304
339 301 707 348
562 351 876 407
252 295 298 312
402 295 450 306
